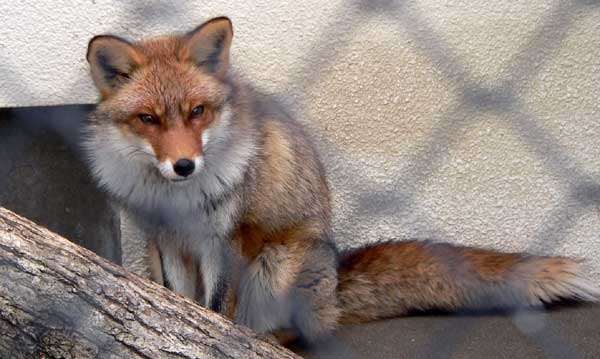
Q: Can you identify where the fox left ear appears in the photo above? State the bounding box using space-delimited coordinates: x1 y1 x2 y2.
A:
181 17 233 78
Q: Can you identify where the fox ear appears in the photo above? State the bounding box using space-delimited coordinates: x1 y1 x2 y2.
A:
87 35 144 97
181 17 233 78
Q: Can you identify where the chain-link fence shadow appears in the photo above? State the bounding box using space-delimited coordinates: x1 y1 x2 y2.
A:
1 0 599 358
284 0 599 356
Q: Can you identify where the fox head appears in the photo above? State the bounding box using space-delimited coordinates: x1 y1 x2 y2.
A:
85 17 235 185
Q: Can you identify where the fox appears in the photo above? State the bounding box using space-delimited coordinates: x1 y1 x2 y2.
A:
82 16 600 345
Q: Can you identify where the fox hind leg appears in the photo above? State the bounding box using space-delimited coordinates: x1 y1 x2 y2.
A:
234 236 340 345
289 244 340 345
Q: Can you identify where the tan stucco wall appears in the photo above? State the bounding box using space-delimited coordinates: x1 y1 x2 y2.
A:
1 1 599 281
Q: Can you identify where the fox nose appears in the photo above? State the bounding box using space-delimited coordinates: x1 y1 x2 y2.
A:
173 159 195 177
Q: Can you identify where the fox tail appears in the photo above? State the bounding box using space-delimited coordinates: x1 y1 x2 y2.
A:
336 241 600 324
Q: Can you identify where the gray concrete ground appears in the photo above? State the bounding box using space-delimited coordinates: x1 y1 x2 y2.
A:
296 305 600 359
1 105 598 358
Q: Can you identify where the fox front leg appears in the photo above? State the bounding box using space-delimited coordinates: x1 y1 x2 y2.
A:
120 209 164 284
198 235 235 313
157 240 199 299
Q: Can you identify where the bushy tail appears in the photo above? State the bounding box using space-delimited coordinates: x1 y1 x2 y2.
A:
336 241 600 324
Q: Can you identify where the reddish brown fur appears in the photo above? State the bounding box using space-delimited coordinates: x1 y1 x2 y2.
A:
235 221 325 262
337 241 595 324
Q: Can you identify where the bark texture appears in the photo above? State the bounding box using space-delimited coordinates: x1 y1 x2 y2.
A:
0 207 299 359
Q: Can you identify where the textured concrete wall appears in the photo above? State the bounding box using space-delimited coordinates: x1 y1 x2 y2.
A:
1 1 599 280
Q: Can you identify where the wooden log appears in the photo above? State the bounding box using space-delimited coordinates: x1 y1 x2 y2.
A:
0 207 299 359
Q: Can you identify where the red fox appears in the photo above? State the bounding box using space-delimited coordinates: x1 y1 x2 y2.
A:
83 17 599 345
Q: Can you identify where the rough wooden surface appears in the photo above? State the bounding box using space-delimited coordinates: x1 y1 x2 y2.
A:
0 207 299 359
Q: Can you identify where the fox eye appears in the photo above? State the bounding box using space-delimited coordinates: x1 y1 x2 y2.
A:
139 114 159 125
190 105 205 119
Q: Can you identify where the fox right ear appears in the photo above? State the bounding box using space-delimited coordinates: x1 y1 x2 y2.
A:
87 35 144 98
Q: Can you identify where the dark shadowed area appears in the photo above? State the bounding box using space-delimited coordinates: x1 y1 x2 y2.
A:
0 105 121 264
